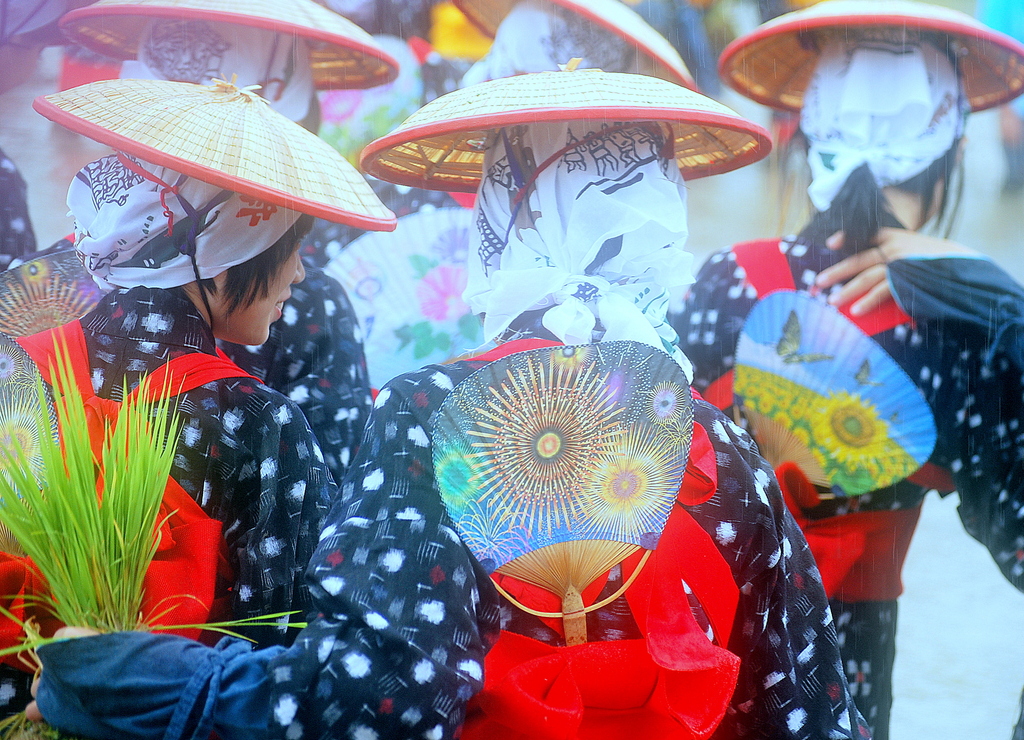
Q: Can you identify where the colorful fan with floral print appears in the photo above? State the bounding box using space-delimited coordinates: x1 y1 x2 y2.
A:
432 340 693 644
734 290 936 497
0 334 57 518
325 206 479 388
0 250 104 337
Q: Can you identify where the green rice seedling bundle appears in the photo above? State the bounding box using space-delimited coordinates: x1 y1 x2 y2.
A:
0 343 293 738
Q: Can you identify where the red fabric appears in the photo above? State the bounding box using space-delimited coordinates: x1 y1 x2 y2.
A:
450 192 477 209
701 370 735 411
58 53 120 92
731 239 796 296
461 340 742 738
469 466 741 740
731 237 914 335
12 320 251 654
777 464 922 601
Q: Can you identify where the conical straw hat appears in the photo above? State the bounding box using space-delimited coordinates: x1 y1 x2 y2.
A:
454 0 694 89
360 67 771 192
34 78 396 230
720 0 1024 113
59 0 399 90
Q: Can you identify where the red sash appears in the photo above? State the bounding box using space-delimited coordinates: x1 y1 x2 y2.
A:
4 320 255 661
462 340 742 740
727 240 950 601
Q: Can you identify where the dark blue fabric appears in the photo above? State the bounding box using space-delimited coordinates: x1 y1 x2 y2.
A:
888 256 1024 369
37 633 281 740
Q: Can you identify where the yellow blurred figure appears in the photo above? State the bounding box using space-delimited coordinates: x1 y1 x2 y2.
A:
430 1 492 60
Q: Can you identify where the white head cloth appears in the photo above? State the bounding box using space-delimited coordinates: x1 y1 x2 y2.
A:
801 40 968 212
460 0 648 86
466 120 695 378
120 19 315 121
68 154 300 290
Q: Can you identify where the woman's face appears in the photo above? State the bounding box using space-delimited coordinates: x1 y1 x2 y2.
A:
208 244 306 346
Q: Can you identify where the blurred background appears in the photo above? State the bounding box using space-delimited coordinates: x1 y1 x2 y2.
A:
1 1 1022 738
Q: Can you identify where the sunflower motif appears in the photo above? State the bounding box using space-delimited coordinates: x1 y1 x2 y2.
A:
466 355 624 537
580 430 682 542
811 391 890 474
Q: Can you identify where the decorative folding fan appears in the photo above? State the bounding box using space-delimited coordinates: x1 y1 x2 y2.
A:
432 341 693 645
325 207 479 388
0 333 56 554
318 36 423 165
0 251 105 337
734 290 936 496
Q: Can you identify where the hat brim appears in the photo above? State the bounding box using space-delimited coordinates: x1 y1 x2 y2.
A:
720 1 1024 112
454 0 694 89
34 80 396 230
360 70 771 191
60 2 399 90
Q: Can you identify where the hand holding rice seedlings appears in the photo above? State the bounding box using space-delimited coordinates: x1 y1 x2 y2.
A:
0 341 295 738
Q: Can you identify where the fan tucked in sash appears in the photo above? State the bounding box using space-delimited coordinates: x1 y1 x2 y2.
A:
734 290 936 497
0 251 104 337
0 334 56 553
432 340 693 645
325 207 478 388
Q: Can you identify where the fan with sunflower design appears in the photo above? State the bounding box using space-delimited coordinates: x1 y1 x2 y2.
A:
733 290 936 497
432 340 693 645
0 251 105 338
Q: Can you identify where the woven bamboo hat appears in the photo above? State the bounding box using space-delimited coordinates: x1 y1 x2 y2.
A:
34 78 396 230
59 0 399 90
454 0 694 88
360 67 771 192
720 0 1024 113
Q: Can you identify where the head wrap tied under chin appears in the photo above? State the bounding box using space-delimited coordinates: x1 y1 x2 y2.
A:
465 119 695 379
120 18 315 122
69 153 300 290
801 39 969 212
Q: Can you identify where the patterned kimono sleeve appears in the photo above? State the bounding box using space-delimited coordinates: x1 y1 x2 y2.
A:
936 349 1024 592
221 268 374 484
219 386 334 646
264 373 502 740
688 403 869 740
673 247 760 395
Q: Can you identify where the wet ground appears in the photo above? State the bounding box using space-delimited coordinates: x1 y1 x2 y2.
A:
3 25 1024 740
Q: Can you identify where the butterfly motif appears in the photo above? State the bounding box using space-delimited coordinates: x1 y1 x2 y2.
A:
854 359 884 387
777 310 833 364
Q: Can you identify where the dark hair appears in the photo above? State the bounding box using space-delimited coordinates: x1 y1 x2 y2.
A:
199 212 313 313
797 139 963 254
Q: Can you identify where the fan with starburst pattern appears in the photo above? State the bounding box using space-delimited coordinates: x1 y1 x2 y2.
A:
433 340 693 645
0 251 105 338
0 333 57 554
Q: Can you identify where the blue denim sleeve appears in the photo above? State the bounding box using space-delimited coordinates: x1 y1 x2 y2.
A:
36 633 285 740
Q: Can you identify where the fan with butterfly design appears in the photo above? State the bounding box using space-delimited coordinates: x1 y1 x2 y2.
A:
432 340 693 645
734 290 936 496
0 251 104 338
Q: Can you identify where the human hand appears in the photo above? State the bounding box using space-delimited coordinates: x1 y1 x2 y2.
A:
25 627 100 722
815 229 977 315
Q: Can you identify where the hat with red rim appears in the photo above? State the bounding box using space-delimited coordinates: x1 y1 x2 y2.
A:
453 0 694 89
59 0 399 90
359 67 771 193
34 77 396 230
719 0 1024 113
